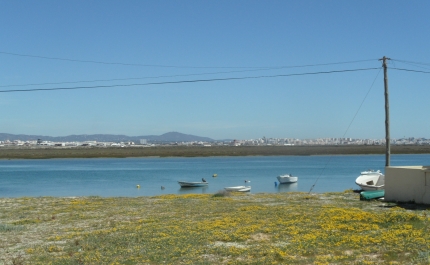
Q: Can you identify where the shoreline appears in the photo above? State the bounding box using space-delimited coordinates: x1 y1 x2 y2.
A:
0 145 430 159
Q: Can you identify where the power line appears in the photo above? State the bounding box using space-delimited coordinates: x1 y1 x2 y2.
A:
391 67 430 74
0 64 372 88
0 50 376 69
0 67 379 93
392 60 430 70
308 68 382 193
0 68 277 88
392 59 430 67
0 51 261 69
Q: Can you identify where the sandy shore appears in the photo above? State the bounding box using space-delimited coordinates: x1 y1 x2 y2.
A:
0 145 429 159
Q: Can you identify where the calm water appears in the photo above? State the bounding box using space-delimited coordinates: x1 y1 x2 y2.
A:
0 154 429 197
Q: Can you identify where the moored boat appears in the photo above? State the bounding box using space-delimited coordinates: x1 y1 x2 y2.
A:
178 181 208 187
355 171 384 191
277 174 298 184
224 186 251 192
360 190 385 200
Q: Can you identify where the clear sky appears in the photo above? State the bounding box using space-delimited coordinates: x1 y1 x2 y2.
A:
1 1 429 140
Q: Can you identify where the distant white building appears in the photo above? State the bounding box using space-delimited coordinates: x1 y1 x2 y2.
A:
140 139 147 145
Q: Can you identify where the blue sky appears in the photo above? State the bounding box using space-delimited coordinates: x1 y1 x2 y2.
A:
1 1 429 140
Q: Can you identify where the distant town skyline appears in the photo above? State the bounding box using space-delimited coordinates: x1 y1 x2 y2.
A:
1 2 429 140
0 132 428 145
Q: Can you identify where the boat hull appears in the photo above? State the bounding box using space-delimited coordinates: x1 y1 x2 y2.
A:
178 181 208 187
356 184 384 191
277 174 298 183
360 190 385 200
355 173 385 191
224 186 251 192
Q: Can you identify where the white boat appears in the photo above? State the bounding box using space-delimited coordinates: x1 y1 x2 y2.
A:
178 181 208 187
277 174 298 184
224 186 251 192
355 171 385 191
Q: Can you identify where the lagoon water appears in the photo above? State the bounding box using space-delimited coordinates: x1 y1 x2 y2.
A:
0 154 429 198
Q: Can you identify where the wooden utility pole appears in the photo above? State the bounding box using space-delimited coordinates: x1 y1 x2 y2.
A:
380 56 391 166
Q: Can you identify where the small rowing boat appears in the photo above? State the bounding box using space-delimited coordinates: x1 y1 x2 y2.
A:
224 186 251 192
178 181 208 187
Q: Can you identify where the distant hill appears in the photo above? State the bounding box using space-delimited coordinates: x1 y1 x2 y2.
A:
0 132 215 143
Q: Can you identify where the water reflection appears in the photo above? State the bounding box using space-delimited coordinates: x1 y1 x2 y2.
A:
277 182 298 192
177 186 209 194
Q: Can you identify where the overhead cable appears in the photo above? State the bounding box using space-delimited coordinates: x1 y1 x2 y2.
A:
391 67 430 74
0 51 376 69
392 59 430 67
0 64 372 88
0 67 379 93
308 68 382 193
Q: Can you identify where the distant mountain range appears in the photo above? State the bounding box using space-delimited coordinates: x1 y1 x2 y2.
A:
0 132 216 143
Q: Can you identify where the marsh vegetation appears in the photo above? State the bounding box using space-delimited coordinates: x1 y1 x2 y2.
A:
1 145 430 159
